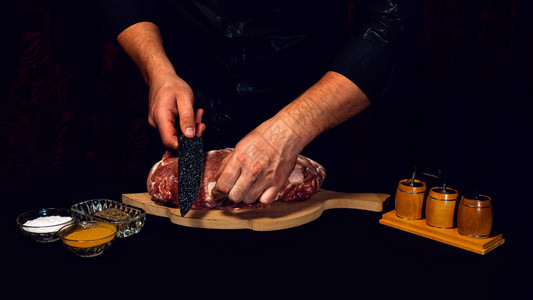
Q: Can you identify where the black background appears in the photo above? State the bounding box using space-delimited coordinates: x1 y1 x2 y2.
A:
3 0 531 297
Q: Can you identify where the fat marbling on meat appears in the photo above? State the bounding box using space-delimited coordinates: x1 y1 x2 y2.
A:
146 148 326 210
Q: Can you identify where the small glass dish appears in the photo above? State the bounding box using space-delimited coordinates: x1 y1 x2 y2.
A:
70 199 146 238
58 221 116 257
16 208 74 243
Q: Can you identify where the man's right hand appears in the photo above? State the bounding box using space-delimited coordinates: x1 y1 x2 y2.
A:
117 22 205 149
148 73 205 149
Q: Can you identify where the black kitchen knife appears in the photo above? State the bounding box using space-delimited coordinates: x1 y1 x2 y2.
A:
177 129 204 217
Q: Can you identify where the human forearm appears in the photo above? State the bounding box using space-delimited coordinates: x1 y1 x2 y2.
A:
117 21 203 143
274 71 371 151
117 21 177 85
211 71 369 204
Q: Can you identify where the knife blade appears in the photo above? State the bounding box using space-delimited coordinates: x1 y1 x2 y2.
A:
177 129 204 217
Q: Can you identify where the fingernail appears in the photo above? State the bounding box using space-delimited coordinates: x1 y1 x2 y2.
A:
185 127 194 136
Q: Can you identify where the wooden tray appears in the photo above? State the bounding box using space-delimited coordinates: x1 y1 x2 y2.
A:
379 210 505 255
122 189 389 231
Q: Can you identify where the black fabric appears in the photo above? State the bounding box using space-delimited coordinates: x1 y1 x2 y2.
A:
98 0 404 104
330 0 403 100
98 0 153 39
98 0 405 155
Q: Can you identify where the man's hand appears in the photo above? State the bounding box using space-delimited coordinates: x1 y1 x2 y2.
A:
148 73 205 149
117 22 205 148
211 71 370 205
212 115 303 205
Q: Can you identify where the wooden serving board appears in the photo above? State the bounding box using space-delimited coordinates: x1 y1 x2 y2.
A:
379 210 505 255
122 189 389 231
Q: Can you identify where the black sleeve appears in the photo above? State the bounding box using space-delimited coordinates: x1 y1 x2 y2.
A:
98 0 157 40
330 0 405 103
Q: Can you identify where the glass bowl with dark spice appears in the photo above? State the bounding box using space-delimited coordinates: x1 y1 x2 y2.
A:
71 199 146 238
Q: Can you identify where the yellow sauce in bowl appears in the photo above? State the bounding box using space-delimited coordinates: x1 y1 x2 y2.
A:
63 226 115 248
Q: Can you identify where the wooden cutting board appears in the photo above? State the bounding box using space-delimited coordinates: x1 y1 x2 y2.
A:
122 189 389 231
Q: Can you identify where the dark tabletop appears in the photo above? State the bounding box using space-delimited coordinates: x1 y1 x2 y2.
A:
5 191 531 299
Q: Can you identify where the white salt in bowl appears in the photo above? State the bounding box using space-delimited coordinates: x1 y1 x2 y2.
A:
16 208 74 243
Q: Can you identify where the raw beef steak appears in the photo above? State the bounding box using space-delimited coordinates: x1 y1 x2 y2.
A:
147 148 326 210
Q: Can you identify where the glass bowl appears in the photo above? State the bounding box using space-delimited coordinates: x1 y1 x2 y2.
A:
70 199 146 238
58 221 117 257
16 208 74 243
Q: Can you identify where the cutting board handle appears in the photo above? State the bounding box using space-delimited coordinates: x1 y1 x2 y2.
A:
316 189 390 212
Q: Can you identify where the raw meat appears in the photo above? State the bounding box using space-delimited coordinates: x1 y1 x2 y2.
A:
146 148 326 210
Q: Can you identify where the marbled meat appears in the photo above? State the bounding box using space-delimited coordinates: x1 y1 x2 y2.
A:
146 148 326 210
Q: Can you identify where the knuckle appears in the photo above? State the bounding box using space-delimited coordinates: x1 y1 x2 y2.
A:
228 187 244 203
148 116 156 128
179 110 195 122
161 135 176 148
249 163 265 177
243 191 260 204
259 188 278 205
213 179 234 197
228 177 249 203
214 182 231 195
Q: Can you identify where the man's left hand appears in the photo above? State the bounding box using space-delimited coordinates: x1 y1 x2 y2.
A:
211 115 304 205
